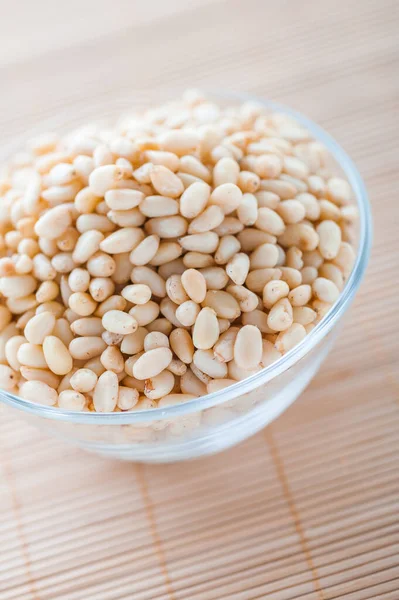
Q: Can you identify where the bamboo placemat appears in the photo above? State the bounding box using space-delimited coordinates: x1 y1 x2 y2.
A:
1 0 398 598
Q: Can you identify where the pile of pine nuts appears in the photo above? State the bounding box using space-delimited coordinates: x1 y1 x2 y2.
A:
0 91 357 412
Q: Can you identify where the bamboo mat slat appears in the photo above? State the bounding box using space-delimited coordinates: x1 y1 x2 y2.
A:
0 1 398 598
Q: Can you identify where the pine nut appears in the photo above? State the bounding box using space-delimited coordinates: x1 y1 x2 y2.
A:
292 306 317 326
0 275 37 299
89 165 131 196
242 309 273 333
129 301 159 326
175 300 200 327
144 370 175 400
213 217 244 236
100 345 124 373
260 340 282 368
180 182 210 219
105 189 143 210
203 290 240 320
312 277 340 303
316 220 342 259
24 311 56 344
117 386 139 410
131 266 166 298
179 232 219 253
20 380 58 405
263 280 290 309
150 242 182 266
43 336 73 375
89 277 115 302
288 284 312 306
234 325 262 370
35 205 72 240
72 230 104 264
275 323 306 353
181 269 207 304
122 284 152 305
267 298 293 331
70 368 98 393
191 307 219 351
102 310 138 334
180 369 207 396
132 347 173 380
69 336 107 360
214 235 241 265
149 165 184 198
129 235 160 266
210 183 242 214
170 328 194 364
237 193 258 226
93 370 119 412
250 243 279 269
226 253 250 285
100 227 144 254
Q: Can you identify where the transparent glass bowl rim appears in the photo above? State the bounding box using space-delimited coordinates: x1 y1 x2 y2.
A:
0 90 372 424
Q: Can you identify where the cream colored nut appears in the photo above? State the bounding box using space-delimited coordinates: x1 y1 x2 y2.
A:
226 285 258 313
89 278 115 302
132 347 173 380
213 217 244 236
301 266 318 285
326 177 352 205
192 307 219 350
166 275 189 305
145 150 180 172
43 336 73 375
286 247 303 270
144 331 169 352
100 345 124 373
170 328 195 364
102 310 138 335
36 301 64 318
108 207 145 228
332 242 356 278
200 267 229 290
180 369 206 396
129 301 159 326
145 215 188 239
93 370 119 412
228 359 261 381
210 183 242 214
0 364 19 390
280 267 303 289
179 182 210 219
276 200 306 224
159 129 199 156
237 193 258 226
245 268 282 293
69 336 107 360
203 290 240 320
5 335 26 371
267 298 293 332
237 170 260 193
255 207 285 236
179 232 219 253
139 196 178 218
275 323 306 353
74 187 100 214
150 242 182 266
316 220 342 260
131 266 166 298
117 386 139 410
255 191 281 210
312 277 340 303
214 235 241 265
254 154 282 178
226 253 250 285
0 306 12 332
69 292 97 317
7 294 38 315
193 349 228 378
292 306 317 326
278 223 319 252
288 284 312 307
112 253 132 285
76 214 116 234
71 317 104 337
144 370 175 400
250 243 279 270
120 327 147 355
175 300 200 327
24 311 56 344
70 368 98 393
213 327 239 363
234 325 262 370
263 280 290 309
149 165 184 198
213 157 240 186
19 366 60 389
17 343 47 368
179 155 211 182
0 275 37 299
159 297 184 328
100 227 144 254
238 228 276 252
20 380 58 406
319 199 341 221
181 269 207 304
89 165 131 196
260 340 282 368
105 189 143 210
167 357 187 377
122 284 152 305
51 252 76 274
188 205 224 234
72 230 104 264
319 263 344 291
183 252 214 269
34 205 72 240
68 268 90 293
58 390 86 411
102 331 123 346
129 235 160 266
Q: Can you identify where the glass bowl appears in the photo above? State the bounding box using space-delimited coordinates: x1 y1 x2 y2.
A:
0 92 372 462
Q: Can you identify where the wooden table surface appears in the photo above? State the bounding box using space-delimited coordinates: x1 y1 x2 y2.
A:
1 1 398 599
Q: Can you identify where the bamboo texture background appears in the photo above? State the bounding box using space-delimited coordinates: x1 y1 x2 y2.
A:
0 0 398 598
